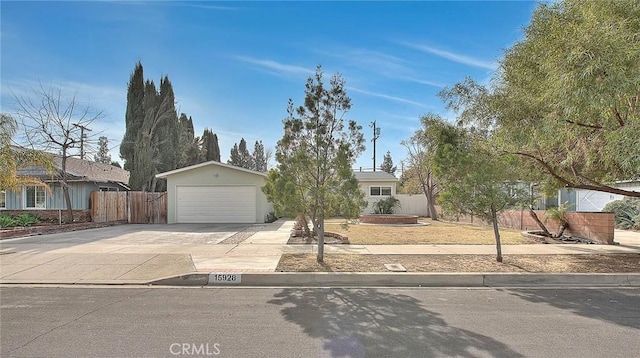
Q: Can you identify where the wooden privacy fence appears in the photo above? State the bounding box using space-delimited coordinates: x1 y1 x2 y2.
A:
91 191 167 224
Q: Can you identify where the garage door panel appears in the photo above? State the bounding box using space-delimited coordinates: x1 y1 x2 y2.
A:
177 186 256 223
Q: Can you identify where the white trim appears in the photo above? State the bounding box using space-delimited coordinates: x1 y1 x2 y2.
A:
156 161 267 179
369 185 392 197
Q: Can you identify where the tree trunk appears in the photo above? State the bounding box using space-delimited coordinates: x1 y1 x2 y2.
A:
491 205 503 263
60 153 74 223
316 213 325 263
62 182 74 223
528 208 551 237
553 222 569 238
426 186 438 221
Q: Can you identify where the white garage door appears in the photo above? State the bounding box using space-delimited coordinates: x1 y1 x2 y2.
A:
176 186 256 223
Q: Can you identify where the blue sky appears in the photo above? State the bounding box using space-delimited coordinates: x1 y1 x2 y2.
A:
1 0 539 172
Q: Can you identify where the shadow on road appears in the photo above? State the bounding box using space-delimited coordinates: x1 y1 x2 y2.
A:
268 288 523 358
505 288 640 329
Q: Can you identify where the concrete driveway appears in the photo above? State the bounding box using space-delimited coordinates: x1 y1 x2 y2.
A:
1 223 250 246
0 222 295 284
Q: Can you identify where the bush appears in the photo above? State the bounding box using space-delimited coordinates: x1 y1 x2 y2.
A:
373 196 401 214
14 212 41 227
265 211 278 223
0 213 17 228
602 197 640 230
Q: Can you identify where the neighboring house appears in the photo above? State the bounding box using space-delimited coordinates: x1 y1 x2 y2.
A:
1 154 129 212
556 180 640 212
156 161 272 224
354 171 398 213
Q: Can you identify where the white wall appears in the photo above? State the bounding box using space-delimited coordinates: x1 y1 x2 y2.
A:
576 189 623 212
395 194 428 216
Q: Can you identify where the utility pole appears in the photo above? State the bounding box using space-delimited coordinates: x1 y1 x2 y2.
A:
370 120 380 171
73 123 92 160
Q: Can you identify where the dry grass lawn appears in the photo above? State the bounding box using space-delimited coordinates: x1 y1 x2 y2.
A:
324 218 534 245
277 253 640 273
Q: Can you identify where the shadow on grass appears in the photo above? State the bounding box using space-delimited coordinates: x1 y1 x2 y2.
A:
505 288 640 329
268 288 523 358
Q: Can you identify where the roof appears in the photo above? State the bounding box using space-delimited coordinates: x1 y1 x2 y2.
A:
52 156 130 184
155 161 268 178
354 171 398 182
13 147 129 184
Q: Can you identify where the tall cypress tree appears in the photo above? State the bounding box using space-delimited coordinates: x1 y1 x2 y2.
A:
201 128 221 162
121 62 145 171
131 79 158 191
253 140 267 172
177 113 201 167
228 138 253 169
154 76 179 176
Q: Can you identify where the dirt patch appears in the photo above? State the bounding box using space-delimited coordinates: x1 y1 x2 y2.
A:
323 219 535 245
0 221 127 240
276 253 640 273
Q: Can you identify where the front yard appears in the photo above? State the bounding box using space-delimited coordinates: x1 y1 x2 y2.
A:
277 253 640 273
323 218 534 245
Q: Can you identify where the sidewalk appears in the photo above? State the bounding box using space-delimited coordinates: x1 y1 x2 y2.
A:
1 220 638 285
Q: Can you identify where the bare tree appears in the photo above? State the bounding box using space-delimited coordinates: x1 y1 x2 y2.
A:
402 138 439 220
401 113 447 220
13 83 104 222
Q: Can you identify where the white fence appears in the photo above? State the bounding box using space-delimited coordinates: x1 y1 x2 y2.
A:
395 194 428 216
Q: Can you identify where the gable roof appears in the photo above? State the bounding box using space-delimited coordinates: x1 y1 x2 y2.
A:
354 171 398 182
155 160 268 179
13 146 129 184
53 156 130 183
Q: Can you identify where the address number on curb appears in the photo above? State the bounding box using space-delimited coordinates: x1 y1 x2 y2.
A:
209 273 242 284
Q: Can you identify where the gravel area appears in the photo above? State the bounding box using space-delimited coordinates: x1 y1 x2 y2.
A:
218 229 258 244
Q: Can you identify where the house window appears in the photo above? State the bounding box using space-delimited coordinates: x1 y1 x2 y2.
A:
0 190 5 209
99 187 119 192
24 186 46 209
370 186 392 196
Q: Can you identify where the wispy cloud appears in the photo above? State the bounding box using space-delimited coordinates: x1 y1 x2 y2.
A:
233 56 314 78
348 87 429 108
313 46 443 88
400 42 497 70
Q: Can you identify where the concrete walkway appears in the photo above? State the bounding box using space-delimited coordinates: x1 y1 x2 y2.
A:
1 220 638 284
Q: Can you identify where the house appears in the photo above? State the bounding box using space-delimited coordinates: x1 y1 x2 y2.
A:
354 171 398 213
155 161 272 224
1 154 129 217
533 180 640 212
557 180 640 212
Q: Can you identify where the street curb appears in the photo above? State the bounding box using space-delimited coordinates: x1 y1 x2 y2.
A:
149 272 640 287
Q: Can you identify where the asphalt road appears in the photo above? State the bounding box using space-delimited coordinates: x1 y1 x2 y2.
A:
1 286 639 358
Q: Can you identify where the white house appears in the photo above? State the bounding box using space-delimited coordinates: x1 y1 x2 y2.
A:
354 171 398 213
558 180 640 212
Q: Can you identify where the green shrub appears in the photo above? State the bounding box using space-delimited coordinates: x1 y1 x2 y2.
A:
14 212 40 227
0 213 17 228
602 198 640 230
373 196 401 214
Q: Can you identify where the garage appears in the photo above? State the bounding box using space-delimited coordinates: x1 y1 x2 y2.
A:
156 161 273 224
176 186 256 223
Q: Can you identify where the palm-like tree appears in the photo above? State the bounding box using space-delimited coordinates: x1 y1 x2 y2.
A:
0 114 53 191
